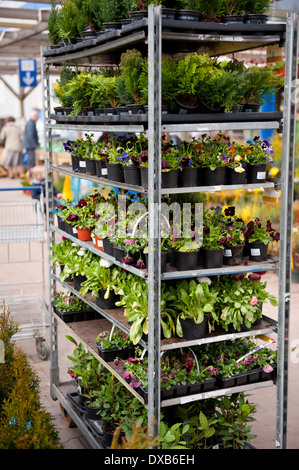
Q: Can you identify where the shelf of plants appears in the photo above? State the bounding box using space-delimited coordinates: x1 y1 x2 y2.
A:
43 4 295 449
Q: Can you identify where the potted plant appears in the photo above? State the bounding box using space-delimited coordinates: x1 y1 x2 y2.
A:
60 246 95 291
223 0 245 23
243 0 271 23
47 2 62 46
171 239 200 271
57 0 85 44
50 239 79 281
119 49 145 108
243 135 275 183
52 291 96 322
80 260 124 309
196 0 225 22
95 326 135 361
220 207 246 265
201 223 226 269
215 273 278 332
52 66 77 115
240 66 283 112
106 146 125 182
244 216 280 262
169 278 218 339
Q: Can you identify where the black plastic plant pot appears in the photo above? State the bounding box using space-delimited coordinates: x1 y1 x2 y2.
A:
103 238 114 256
245 14 268 24
177 9 201 21
95 159 108 178
65 223 78 239
56 214 65 231
96 343 134 362
223 244 244 266
127 104 144 115
203 166 226 186
123 166 141 186
78 157 87 173
247 163 267 184
248 241 269 262
223 15 245 23
85 158 96 175
101 429 125 449
145 251 167 273
201 378 216 392
85 405 102 421
106 162 124 182
202 248 224 269
261 364 277 381
73 275 86 292
113 245 125 262
178 167 199 187
140 167 148 188
161 7 176 19
175 250 199 271
129 10 148 21
226 167 247 185
96 289 120 310
243 104 261 113
161 169 178 188
71 154 79 171
179 316 208 340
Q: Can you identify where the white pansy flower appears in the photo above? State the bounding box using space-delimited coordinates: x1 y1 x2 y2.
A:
197 276 211 284
100 258 113 268
77 250 86 256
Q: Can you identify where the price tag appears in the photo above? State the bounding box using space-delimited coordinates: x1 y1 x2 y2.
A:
251 248 260 256
101 168 107 175
79 160 86 167
262 189 279 204
257 171 266 180
224 249 232 257
72 227 77 234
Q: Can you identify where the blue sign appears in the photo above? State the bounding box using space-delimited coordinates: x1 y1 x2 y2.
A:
19 58 37 87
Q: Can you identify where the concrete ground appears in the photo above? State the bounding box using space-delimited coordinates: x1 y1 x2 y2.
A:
0 176 298 450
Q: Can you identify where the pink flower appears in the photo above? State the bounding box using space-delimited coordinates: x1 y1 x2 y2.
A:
123 370 131 379
250 295 258 306
248 273 261 281
130 380 141 388
262 365 273 374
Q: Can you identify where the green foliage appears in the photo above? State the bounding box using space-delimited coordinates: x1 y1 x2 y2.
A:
52 66 77 108
57 0 85 41
119 49 145 104
214 393 257 448
47 2 61 45
0 304 62 449
242 0 271 14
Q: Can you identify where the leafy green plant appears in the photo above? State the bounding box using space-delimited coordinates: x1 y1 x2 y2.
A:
243 0 271 14
96 328 133 350
196 0 225 21
64 72 94 115
223 0 245 15
244 216 280 245
47 2 62 45
57 0 85 42
169 279 218 337
52 66 77 108
80 261 125 298
214 393 257 449
119 49 145 104
52 291 90 312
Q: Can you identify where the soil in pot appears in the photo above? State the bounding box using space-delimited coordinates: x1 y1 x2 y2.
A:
247 163 267 184
248 241 269 262
96 289 120 310
178 167 199 187
223 244 244 266
202 248 224 269
107 163 124 182
123 166 141 186
203 166 226 186
226 167 247 185
175 250 199 271
180 316 209 340
162 169 178 188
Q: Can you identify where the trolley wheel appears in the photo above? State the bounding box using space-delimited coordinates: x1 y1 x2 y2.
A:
59 403 77 428
35 338 50 361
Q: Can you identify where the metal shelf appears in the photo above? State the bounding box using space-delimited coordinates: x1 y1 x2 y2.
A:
51 164 276 195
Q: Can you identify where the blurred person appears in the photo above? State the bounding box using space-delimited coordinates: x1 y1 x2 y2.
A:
0 116 24 178
22 110 39 170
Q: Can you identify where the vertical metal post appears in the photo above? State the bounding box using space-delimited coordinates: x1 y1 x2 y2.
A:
147 4 162 436
276 11 298 449
41 52 60 397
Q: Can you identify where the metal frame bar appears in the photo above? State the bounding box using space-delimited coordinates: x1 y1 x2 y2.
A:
276 11 298 450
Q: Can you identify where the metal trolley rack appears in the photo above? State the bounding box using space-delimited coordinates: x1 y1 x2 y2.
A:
42 7 297 448
0 186 50 360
